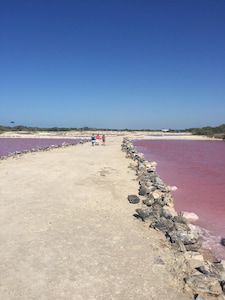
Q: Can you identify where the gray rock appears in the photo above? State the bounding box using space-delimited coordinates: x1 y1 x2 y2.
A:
150 217 174 234
138 186 152 196
127 195 140 204
173 214 188 224
174 222 191 232
135 208 152 221
171 240 186 252
221 280 225 292
185 274 222 296
160 208 173 219
142 198 155 207
154 257 165 265
167 229 199 245
196 262 225 280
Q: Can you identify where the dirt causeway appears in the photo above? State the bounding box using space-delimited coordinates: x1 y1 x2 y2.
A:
0 135 193 300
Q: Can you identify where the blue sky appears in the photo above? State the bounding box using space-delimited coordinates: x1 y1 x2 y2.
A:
1 0 225 130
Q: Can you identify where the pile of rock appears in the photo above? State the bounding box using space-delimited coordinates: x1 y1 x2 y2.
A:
0 141 86 160
122 137 225 299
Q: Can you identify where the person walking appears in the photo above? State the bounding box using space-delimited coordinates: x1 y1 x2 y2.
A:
91 134 96 146
102 134 105 145
95 134 100 145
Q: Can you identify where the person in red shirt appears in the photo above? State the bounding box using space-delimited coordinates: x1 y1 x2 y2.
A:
95 134 100 145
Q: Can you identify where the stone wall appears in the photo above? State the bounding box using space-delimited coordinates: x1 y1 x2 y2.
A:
0 141 87 160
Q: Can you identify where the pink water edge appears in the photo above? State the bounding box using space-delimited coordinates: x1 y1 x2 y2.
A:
133 139 225 260
0 137 85 157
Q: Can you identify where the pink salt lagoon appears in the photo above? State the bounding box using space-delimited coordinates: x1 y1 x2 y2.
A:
0 137 86 157
133 139 225 260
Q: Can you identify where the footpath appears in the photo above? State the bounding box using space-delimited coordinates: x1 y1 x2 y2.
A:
0 136 193 300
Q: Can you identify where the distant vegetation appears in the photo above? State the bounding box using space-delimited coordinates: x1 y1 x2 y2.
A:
0 125 130 133
184 124 225 140
0 124 224 139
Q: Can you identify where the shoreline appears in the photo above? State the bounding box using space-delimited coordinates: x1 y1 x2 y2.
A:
122 138 225 298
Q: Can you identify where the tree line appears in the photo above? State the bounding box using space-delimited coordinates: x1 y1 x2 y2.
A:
0 124 224 139
184 124 225 139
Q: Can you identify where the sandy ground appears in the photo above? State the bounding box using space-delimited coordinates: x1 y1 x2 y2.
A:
0 134 196 300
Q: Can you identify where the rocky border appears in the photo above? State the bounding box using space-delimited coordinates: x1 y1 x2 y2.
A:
0 140 88 161
122 137 225 300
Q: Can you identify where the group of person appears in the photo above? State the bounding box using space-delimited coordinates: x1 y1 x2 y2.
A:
91 134 105 146
91 134 106 146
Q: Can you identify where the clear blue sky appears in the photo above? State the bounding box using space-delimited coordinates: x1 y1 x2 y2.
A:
1 0 225 130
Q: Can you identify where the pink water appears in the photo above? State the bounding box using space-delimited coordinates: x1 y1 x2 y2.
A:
133 139 225 260
0 137 85 157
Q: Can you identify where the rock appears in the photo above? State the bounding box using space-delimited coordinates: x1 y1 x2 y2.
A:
173 214 188 224
152 202 164 210
162 193 174 207
199 248 222 264
154 257 165 265
196 262 225 280
155 196 173 207
174 222 191 232
184 253 205 269
142 198 155 206
185 274 222 296
139 179 154 188
151 191 161 200
127 195 140 204
160 208 173 219
167 229 199 245
138 186 151 196
185 242 201 252
135 208 152 221
150 217 174 234
221 238 225 246
171 240 187 252
221 280 225 292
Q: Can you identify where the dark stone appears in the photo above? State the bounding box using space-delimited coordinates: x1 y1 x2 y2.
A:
220 280 225 292
152 202 164 210
173 215 188 225
127 195 140 204
150 217 174 234
185 274 222 296
154 197 167 207
221 238 225 246
135 208 152 221
154 257 165 265
138 186 151 196
196 263 225 279
160 208 173 219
